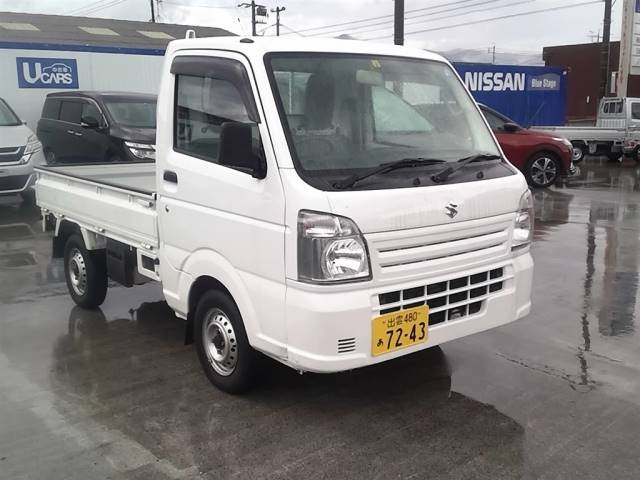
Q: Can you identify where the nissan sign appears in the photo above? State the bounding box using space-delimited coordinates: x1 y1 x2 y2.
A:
16 57 79 89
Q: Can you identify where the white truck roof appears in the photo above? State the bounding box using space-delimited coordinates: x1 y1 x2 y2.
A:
166 35 449 64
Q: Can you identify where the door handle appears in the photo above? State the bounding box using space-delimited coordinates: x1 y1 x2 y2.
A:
66 129 75 135
163 170 178 184
74 132 82 136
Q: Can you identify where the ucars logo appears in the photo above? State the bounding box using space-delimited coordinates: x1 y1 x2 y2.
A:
16 57 79 89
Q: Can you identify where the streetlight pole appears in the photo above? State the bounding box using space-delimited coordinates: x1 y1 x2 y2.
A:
150 0 155 23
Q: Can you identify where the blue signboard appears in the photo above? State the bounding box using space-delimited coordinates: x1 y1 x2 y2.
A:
453 63 567 127
16 57 79 89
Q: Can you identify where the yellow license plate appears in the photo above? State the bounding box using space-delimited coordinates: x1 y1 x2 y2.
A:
371 305 429 356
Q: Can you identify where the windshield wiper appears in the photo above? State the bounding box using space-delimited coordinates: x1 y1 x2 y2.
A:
333 158 447 190
431 153 502 184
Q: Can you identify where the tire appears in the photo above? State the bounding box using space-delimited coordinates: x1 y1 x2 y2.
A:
45 150 56 165
63 234 108 308
194 290 258 394
526 152 560 188
571 142 586 163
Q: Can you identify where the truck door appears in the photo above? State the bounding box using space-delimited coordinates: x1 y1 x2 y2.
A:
156 51 286 348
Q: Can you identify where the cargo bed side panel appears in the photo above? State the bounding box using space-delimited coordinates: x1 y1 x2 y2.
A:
36 170 158 250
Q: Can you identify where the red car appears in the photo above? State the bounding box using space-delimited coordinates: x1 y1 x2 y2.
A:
479 104 575 188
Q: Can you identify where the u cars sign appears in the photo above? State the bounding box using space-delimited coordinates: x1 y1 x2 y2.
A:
16 57 79 89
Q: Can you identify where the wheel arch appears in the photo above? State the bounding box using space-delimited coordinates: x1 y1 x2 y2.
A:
178 250 259 347
52 219 81 258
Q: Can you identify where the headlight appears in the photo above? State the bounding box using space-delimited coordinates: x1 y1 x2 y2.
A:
512 190 534 250
298 210 371 283
552 137 572 148
20 134 41 164
125 141 155 160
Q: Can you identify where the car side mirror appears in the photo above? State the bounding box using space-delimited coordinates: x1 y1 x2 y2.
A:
81 115 100 129
218 122 266 179
503 122 520 133
21 119 27 125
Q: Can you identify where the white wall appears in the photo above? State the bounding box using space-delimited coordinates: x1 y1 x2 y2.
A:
0 47 164 130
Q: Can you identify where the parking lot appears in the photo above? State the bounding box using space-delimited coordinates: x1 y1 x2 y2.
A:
0 157 638 480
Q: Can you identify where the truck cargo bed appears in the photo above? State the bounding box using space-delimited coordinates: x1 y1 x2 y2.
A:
35 162 158 250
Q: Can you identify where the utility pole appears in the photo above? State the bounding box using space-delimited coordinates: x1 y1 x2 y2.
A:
150 0 155 23
239 1 267 36
271 6 285 36
599 0 613 98
394 0 404 45
489 45 496 64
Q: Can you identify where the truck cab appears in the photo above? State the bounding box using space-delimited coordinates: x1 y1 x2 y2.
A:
36 37 534 393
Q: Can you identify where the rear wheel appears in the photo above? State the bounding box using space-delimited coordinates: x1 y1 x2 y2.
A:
526 152 560 188
194 290 258 394
571 142 586 163
63 235 108 308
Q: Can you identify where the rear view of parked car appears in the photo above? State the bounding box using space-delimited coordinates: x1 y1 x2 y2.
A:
37 91 156 164
479 104 574 188
0 97 44 202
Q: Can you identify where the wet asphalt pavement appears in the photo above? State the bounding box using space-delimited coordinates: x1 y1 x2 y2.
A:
2 157 640 480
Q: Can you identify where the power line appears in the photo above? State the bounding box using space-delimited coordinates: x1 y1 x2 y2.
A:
282 0 494 35
160 0 238 9
278 23 307 37
365 0 604 40
80 0 131 16
307 0 515 37
310 0 538 38
67 0 116 15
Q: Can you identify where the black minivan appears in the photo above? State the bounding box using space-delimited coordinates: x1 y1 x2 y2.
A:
37 91 156 164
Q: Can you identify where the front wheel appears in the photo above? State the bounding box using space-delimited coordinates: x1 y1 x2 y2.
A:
63 235 108 308
526 153 560 188
194 290 258 394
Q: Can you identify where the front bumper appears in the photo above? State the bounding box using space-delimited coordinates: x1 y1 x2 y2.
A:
284 253 533 373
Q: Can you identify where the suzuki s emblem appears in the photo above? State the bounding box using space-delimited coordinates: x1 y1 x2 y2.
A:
445 202 459 218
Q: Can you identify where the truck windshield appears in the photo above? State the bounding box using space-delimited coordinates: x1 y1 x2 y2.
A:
0 98 21 126
266 53 504 190
104 100 156 128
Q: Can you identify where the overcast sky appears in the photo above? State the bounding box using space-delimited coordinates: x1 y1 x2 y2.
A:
1 0 623 55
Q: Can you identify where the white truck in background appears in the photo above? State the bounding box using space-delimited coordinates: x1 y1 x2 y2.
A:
536 96 640 162
36 36 534 393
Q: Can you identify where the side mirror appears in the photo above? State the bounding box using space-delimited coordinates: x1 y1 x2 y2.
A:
503 122 520 133
81 115 100 129
22 119 27 125
218 122 266 179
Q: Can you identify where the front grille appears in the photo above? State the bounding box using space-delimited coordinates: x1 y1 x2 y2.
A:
0 175 30 191
366 214 514 281
0 146 24 163
376 267 508 325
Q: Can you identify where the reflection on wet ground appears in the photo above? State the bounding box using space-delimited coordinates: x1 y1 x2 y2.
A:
2 157 640 479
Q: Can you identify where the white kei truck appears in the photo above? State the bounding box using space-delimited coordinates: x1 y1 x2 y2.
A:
36 36 534 393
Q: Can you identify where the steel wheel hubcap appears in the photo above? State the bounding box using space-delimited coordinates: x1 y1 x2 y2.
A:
531 157 557 185
203 308 237 376
68 248 87 296
572 148 583 162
